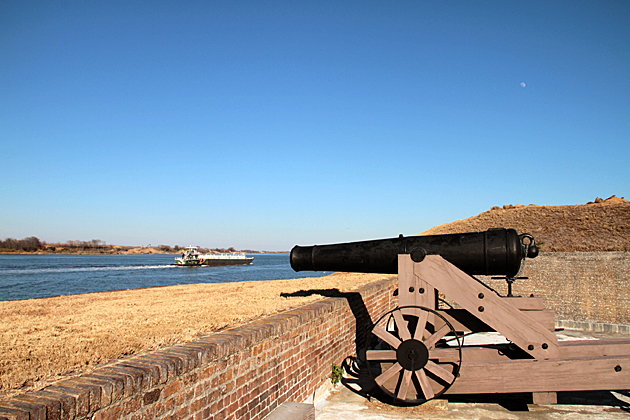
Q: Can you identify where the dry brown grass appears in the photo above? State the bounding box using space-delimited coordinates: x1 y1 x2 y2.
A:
0 272 394 397
3 195 628 399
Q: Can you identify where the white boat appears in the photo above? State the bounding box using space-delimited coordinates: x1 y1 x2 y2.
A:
173 246 254 266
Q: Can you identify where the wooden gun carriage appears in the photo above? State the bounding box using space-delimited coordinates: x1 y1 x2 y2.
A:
291 229 630 404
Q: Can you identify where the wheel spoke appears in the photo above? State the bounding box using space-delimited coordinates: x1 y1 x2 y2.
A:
372 325 402 349
423 324 451 349
425 360 455 383
392 309 411 341
397 369 413 400
413 309 429 341
366 350 397 361
415 369 435 400
375 362 403 386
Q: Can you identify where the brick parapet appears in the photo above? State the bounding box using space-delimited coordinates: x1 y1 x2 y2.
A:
0 277 397 420
478 252 630 325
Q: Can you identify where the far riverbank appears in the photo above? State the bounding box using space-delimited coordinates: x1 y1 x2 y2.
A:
1 246 287 255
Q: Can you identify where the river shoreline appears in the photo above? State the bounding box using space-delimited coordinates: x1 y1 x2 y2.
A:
0 248 286 255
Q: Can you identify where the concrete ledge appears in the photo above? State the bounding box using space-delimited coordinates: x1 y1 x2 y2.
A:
555 320 630 334
265 402 315 420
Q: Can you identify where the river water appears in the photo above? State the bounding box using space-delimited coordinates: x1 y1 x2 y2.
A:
0 254 330 301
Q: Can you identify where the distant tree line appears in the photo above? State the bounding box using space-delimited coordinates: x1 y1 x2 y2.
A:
61 239 107 250
0 237 43 252
1 238 249 254
0 237 111 252
158 245 181 252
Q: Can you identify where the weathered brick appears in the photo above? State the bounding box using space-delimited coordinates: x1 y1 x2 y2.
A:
132 356 169 384
142 388 161 406
189 396 205 413
196 337 232 360
42 385 89 417
163 395 176 413
213 409 225 420
0 401 45 420
70 377 114 407
207 389 220 405
236 405 247 419
155 351 188 375
92 405 121 420
227 401 239 416
199 364 216 381
172 406 189 420
36 390 76 420
202 407 212 420
0 406 29 420
143 353 180 379
121 395 142 417
194 383 205 399
56 378 102 413
102 365 147 393
182 370 199 388
12 394 61 420
160 349 195 372
161 380 182 399
113 365 152 391
257 405 270 420
178 343 213 366
153 401 165 417
118 361 159 389
84 372 126 401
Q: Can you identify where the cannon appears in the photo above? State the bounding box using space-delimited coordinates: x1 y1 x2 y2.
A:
291 229 630 405
291 228 538 277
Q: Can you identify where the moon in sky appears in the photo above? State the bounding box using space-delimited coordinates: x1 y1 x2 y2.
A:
520 82 526 87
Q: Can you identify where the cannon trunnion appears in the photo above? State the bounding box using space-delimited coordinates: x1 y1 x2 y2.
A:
291 229 630 405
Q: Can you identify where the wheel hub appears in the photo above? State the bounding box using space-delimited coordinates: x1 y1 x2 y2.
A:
396 339 429 371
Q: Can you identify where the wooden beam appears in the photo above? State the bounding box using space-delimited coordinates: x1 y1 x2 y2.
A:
447 355 630 394
413 255 558 359
558 339 630 358
435 309 555 333
398 255 435 310
501 296 545 311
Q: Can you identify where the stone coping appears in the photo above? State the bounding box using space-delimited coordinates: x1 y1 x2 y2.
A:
555 319 630 334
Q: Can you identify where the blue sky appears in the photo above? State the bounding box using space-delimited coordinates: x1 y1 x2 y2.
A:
1 1 629 251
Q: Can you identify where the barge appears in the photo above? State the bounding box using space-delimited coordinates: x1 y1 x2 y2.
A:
173 246 254 266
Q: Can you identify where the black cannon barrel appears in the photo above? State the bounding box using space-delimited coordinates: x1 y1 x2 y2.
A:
290 228 538 277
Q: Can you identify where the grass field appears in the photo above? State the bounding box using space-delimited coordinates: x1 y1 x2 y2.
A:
0 272 395 398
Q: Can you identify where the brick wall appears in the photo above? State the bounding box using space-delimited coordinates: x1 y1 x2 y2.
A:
0 278 397 420
479 252 630 325
2 252 627 420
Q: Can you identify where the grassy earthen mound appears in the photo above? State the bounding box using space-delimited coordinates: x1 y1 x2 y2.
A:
421 195 629 252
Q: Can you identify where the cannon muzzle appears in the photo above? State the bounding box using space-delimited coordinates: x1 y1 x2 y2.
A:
290 228 538 277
